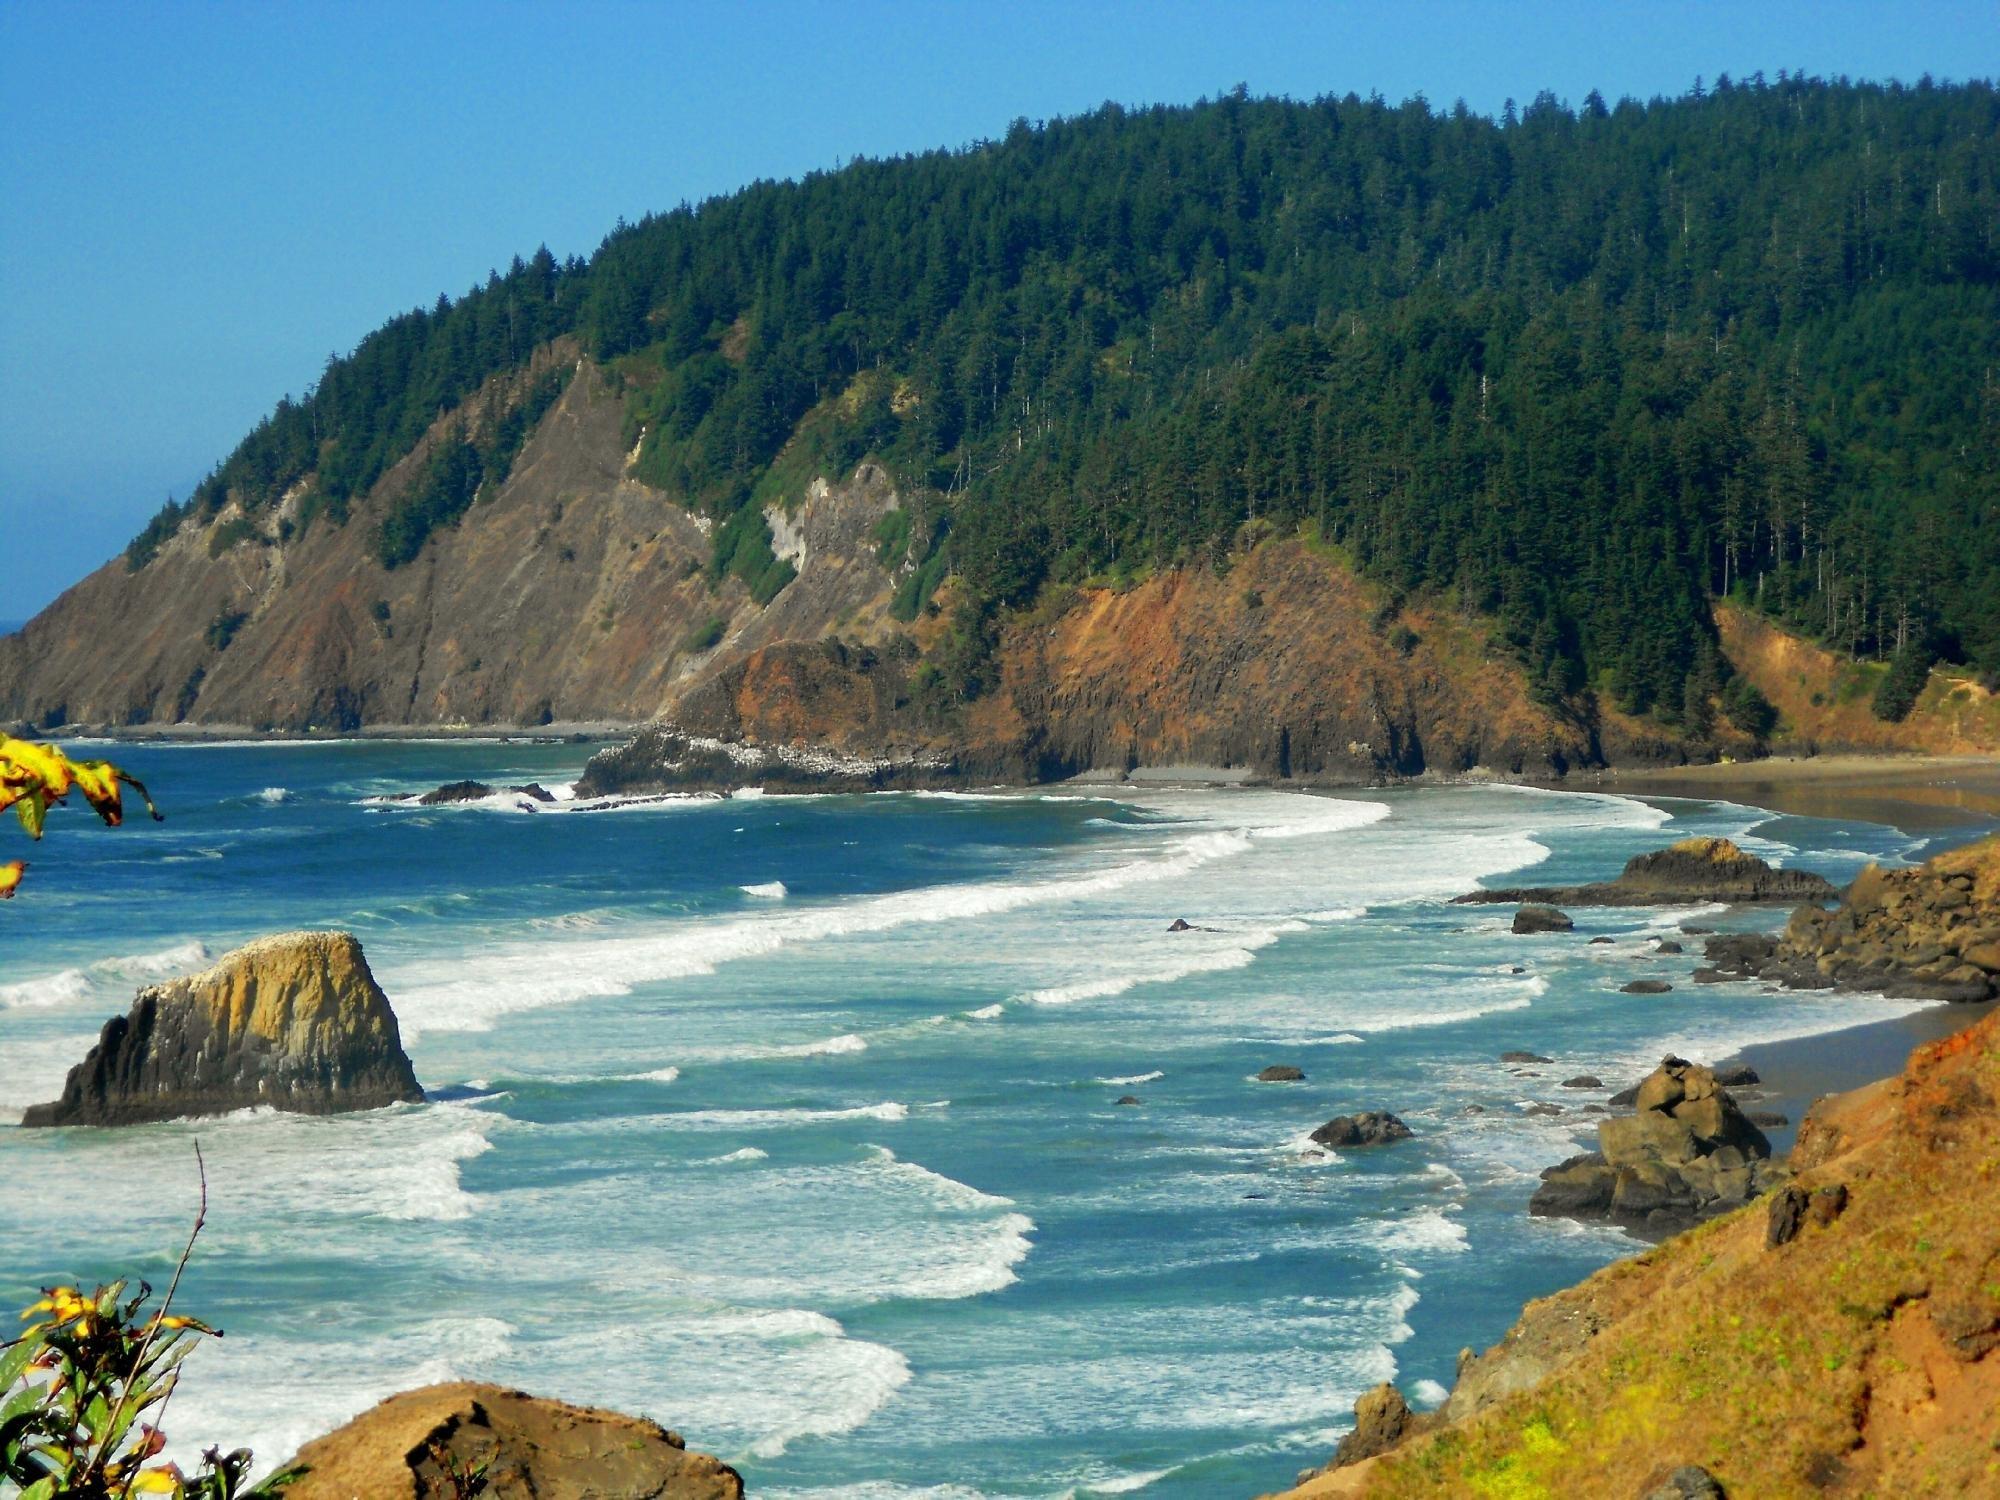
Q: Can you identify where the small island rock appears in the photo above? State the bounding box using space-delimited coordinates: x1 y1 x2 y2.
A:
21 931 423 1127
1256 1064 1306 1082
1513 905 1574 934
1311 1110 1412 1148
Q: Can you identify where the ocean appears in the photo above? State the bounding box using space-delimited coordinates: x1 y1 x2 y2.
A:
0 742 1959 1496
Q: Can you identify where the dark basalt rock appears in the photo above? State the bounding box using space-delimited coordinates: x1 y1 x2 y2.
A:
1588 936 1615 945
1655 939 1684 954
1115 1095 1141 1106
1620 979 1674 994
1457 837 1838 908
419 779 496 804
22 932 423 1127
1256 1065 1305 1082
1642 1465 1728 1500
1166 917 1193 932
1766 1185 1810 1248
1561 1075 1603 1089
1524 1103 1564 1116
1500 1051 1553 1064
1512 905 1574 934
1692 840 2000 1003
1531 1055 1778 1234
1747 1110 1790 1128
1713 1064 1760 1087
1311 1110 1412 1148
1329 1383 1414 1467
577 725 960 797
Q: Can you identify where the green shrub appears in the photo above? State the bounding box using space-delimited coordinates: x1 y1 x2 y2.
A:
206 516 260 557
1722 677 1778 739
684 615 727 652
205 608 249 651
1870 641 1936 722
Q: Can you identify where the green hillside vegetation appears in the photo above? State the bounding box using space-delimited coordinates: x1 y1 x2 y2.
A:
127 75 2000 721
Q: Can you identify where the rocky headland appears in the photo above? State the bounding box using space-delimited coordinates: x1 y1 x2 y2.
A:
275 1382 743 1500
1456 835 1839 908
20 931 422 1126
1281 1001 2000 1498
1695 833 2000 1002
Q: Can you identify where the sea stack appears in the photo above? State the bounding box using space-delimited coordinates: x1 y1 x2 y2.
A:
21 931 423 1127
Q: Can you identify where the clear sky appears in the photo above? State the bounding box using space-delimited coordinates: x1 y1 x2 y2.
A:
3 0 1996 618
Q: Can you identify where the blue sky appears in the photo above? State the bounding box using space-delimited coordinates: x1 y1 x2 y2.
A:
4 0 1996 618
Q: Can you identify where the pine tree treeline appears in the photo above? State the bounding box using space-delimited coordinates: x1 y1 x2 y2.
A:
130 75 2000 715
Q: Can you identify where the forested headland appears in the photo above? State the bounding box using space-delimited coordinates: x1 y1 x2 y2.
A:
125 75 2000 732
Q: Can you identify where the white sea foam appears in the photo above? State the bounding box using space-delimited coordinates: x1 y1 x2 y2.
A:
1344 992 1537 1033
1097 1071 1164 1086
631 1065 681 1083
675 1032 868 1064
0 938 210 1011
965 1003 1005 1020
1366 1206 1470 1256
703 1146 770 1164
254 786 291 804
739 1309 915 1458
740 880 789 899
0 968 90 1009
385 803 1383 1035
1411 1378 1451 1408
652 1101 910 1130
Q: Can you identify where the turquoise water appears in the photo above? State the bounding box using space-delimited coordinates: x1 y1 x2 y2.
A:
0 744 1959 1496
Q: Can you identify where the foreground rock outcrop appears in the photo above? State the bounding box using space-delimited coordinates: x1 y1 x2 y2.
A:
1529 1057 1778 1233
1458 836 1838 907
1696 833 2000 1002
1278 1005 2000 1499
277 1382 743 1500
21 932 422 1126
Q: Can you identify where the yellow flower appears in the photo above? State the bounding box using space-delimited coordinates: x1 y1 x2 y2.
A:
129 1465 185 1495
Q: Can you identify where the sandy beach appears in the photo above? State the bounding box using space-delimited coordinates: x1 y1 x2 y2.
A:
1595 752 2000 833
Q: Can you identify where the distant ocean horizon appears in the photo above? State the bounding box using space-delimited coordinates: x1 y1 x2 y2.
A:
0 742 1968 1497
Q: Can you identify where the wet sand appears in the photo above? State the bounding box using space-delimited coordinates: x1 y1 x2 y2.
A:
1597 753 2000 834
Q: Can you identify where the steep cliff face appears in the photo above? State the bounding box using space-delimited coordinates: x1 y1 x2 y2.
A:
1283 1003 2000 1499
277 1382 743 1500
613 536 1608 787
0 358 907 733
20 931 422 1126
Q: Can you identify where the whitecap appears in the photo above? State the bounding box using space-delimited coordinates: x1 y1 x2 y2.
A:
740 880 788 899
1411 1378 1450 1408
964 1004 1004 1020
1096 1071 1164 1086
254 786 291 804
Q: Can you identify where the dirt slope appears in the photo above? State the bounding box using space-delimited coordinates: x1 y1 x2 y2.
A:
1720 603 2000 756
1280 997 2000 1499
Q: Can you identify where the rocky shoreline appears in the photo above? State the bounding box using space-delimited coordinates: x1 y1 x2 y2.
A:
1283 831 2000 1497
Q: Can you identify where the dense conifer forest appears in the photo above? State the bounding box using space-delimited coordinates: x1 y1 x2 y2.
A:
127 75 2000 723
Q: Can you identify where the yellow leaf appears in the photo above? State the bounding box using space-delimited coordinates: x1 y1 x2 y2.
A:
0 859 24 898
